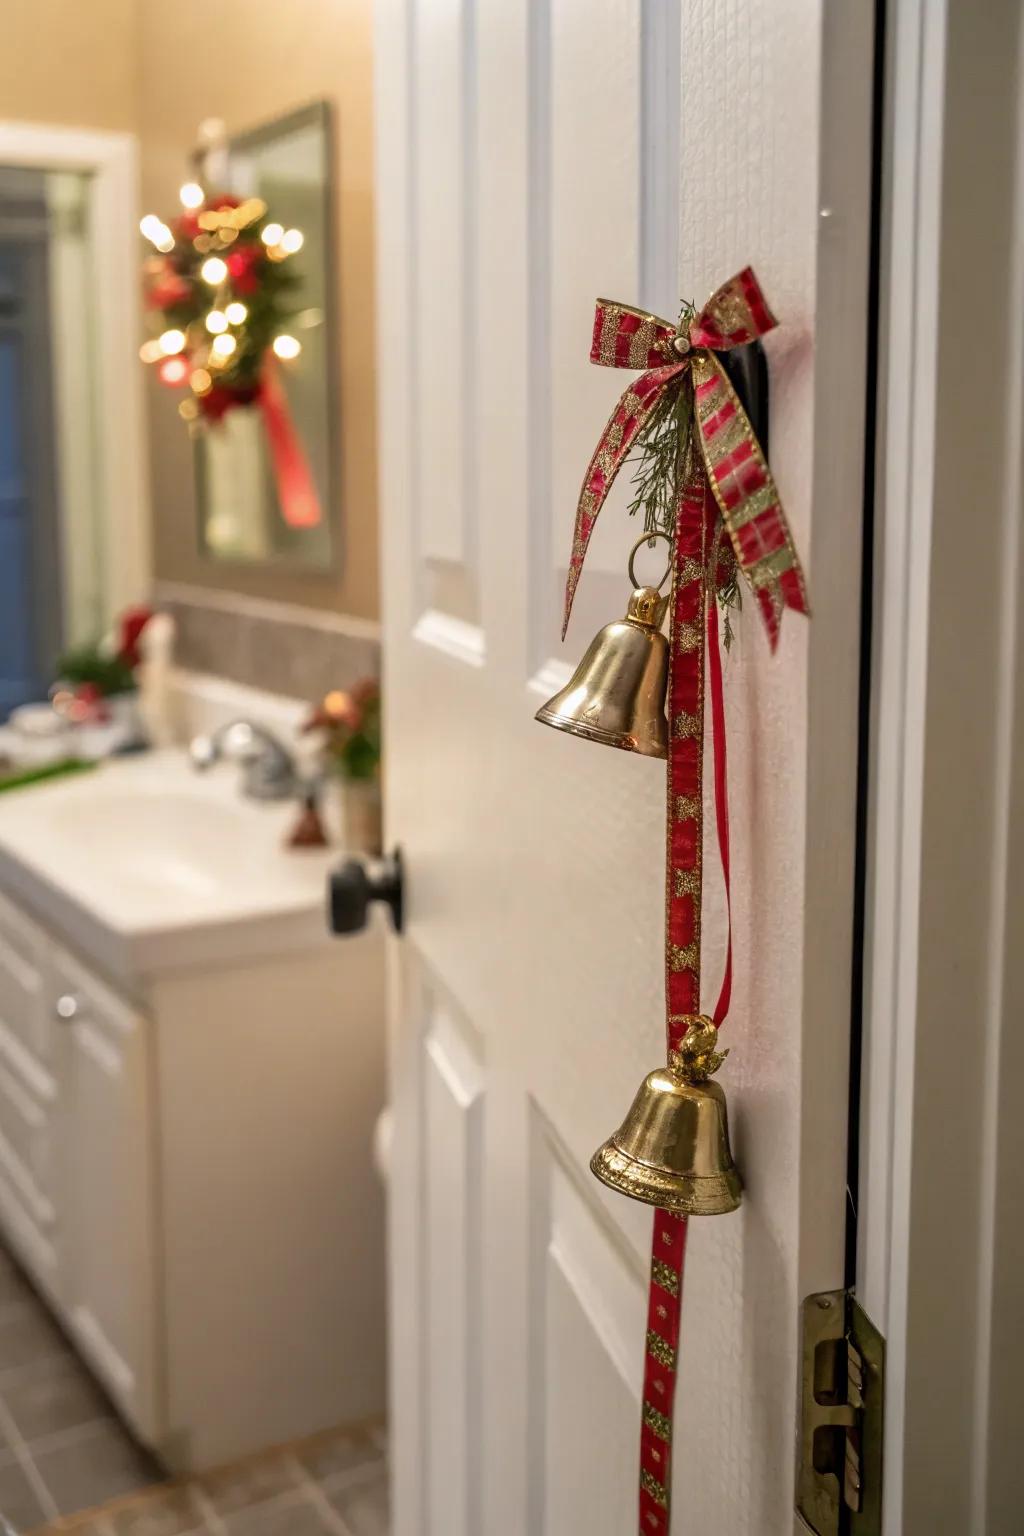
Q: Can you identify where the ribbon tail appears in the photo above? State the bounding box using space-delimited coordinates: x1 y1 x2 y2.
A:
259 354 323 530
707 596 732 1025
561 362 688 639
638 1209 687 1536
634 467 715 1536
692 351 808 650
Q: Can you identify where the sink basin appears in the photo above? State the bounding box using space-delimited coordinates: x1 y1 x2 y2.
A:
0 751 335 981
45 791 299 898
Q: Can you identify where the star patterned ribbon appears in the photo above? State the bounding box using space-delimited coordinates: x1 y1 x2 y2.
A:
558 271 808 1534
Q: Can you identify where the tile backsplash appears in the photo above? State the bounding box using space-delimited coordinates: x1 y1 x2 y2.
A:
155 585 380 704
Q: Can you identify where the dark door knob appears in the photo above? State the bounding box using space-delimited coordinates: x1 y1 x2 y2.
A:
719 338 770 457
329 847 404 935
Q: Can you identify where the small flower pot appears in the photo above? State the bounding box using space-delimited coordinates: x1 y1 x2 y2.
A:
339 776 383 856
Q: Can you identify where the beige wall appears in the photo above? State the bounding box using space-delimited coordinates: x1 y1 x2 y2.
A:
137 0 378 620
2 0 378 622
0 1 139 133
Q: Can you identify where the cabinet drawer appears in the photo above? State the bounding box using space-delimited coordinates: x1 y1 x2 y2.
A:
0 1056 54 1228
0 893 50 1069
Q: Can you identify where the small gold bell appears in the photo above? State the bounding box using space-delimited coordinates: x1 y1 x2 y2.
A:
535 534 671 758
590 1018 742 1216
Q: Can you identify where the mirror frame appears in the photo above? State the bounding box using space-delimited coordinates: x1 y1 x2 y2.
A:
193 98 341 576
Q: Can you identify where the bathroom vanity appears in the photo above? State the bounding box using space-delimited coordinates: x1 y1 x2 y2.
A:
0 688 386 1473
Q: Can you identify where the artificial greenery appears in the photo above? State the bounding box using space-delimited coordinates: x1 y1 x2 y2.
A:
626 385 693 539
320 683 381 783
625 300 742 647
142 193 299 414
55 644 136 697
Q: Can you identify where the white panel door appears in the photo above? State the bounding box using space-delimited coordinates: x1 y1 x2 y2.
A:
375 2 874 1531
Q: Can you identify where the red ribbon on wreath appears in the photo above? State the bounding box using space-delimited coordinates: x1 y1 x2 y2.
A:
258 356 323 529
560 269 808 1534
197 359 321 530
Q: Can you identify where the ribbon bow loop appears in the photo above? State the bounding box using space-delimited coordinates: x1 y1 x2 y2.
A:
563 267 808 650
687 265 778 353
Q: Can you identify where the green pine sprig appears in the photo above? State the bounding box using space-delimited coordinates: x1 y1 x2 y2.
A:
622 300 745 649
625 385 691 538
625 300 697 538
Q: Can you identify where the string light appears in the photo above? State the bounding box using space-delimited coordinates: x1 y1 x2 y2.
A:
158 328 186 355
212 333 237 358
158 355 189 386
139 339 163 364
140 215 175 253
205 310 229 334
280 228 304 255
190 369 212 395
260 222 284 246
200 256 228 285
179 182 205 209
235 198 267 228
225 301 248 325
272 334 301 360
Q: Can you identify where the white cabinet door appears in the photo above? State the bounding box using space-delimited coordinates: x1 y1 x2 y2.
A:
52 954 160 1442
0 894 58 1290
376 2 874 1532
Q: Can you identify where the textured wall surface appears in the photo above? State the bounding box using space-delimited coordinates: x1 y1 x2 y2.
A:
0 0 139 133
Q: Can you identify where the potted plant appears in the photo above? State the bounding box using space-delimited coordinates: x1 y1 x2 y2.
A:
304 680 382 854
52 607 153 749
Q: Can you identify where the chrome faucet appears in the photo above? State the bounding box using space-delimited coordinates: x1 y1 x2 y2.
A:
189 720 303 801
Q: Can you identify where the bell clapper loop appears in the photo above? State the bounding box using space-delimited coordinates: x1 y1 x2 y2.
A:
589 1012 742 1217
668 1015 729 1081
626 530 674 595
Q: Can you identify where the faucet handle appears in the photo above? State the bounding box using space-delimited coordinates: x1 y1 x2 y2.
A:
188 720 300 800
188 733 218 770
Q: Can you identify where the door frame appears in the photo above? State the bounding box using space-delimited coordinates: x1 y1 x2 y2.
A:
0 121 151 628
858 0 1024 1529
0 177 64 701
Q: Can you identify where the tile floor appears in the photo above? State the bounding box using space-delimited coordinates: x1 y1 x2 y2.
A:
0 1245 388 1535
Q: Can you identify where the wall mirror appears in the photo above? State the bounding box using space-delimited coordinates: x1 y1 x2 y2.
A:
196 101 337 572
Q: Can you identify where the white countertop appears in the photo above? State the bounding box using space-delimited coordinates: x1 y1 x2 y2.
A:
0 750 337 984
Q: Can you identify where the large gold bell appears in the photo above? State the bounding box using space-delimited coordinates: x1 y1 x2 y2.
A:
535 535 671 758
590 1018 742 1216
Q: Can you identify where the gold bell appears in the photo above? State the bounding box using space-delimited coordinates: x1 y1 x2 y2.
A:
590 1018 742 1216
535 534 671 758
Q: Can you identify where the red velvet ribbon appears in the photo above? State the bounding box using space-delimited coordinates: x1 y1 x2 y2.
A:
258 355 323 529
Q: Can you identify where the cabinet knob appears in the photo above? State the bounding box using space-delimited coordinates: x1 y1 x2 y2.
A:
54 993 80 1022
329 848 404 935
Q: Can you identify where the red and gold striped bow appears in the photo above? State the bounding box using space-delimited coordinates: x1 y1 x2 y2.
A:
562 267 808 649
